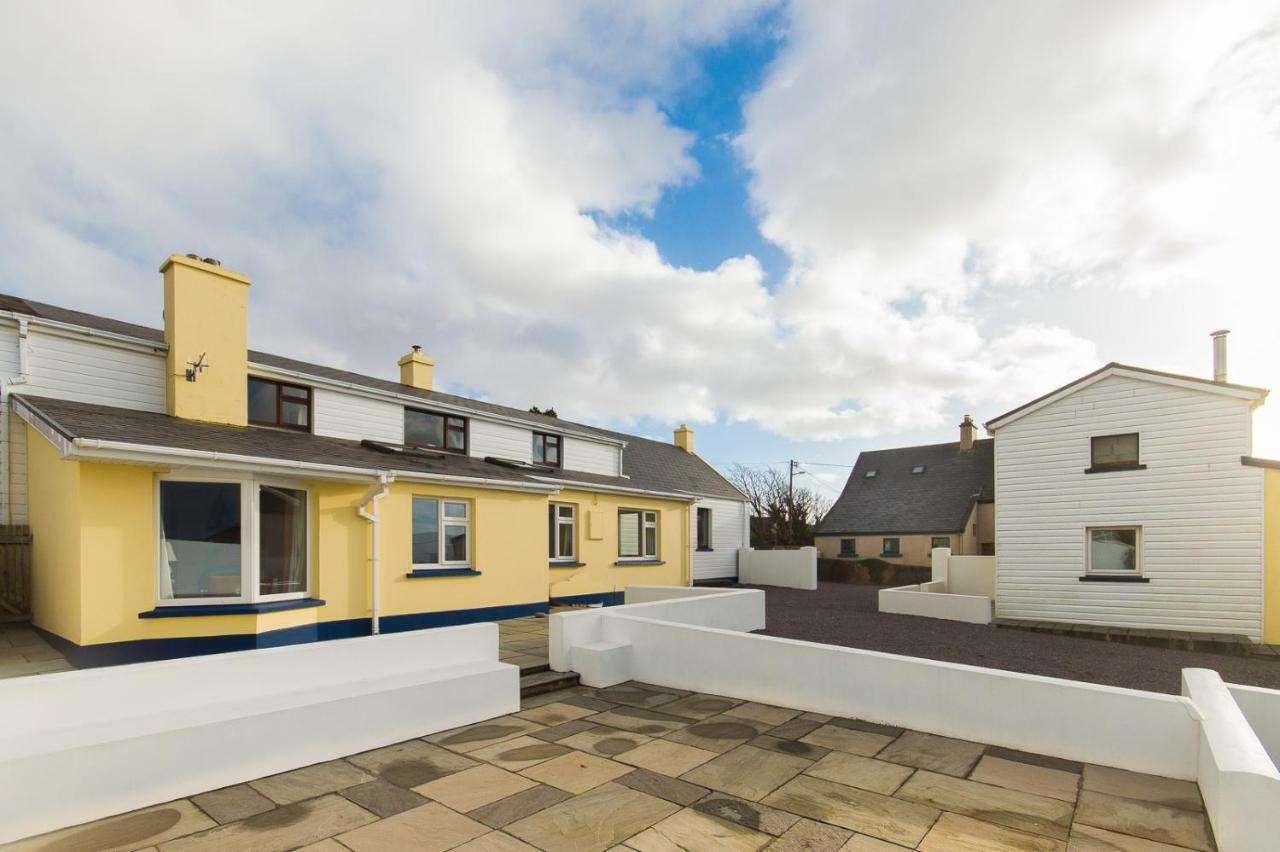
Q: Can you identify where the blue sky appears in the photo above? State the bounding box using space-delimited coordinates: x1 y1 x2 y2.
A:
3 2 1279 497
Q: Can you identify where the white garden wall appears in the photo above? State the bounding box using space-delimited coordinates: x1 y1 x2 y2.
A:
0 624 518 845
1227 682 1280 766
737 546 817 590
878 583 993 624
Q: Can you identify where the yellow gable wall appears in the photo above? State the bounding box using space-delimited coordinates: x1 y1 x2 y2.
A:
546 488 689 601
26 424 83 644
1265 468 1280 645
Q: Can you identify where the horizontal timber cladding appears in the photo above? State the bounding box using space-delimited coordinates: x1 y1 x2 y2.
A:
994 373 1265 639
692 496 749 581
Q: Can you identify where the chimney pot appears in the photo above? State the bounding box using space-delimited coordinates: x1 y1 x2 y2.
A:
1211 329 1229 383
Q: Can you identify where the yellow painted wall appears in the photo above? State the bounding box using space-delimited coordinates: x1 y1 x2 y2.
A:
1264 468 1280 645
545 489 688 601
817 532 958 566
162 254 250 426
26 424 83 644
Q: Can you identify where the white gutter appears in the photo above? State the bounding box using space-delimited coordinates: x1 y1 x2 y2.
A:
528 475 697 502
1 319 30 524
0 310 165 354
358 472 393 635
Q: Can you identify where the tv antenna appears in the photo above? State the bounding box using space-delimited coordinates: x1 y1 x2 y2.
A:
185 352 208 382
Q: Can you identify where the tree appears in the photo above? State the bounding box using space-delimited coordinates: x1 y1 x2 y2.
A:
727 464 832 550
528 406 558 418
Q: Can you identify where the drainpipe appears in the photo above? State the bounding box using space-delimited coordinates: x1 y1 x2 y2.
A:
358 471 393 635
1 319 30 525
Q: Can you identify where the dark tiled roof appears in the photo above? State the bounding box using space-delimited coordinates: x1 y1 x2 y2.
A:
15 395 541 486
0 293 745 501
816 439 994 536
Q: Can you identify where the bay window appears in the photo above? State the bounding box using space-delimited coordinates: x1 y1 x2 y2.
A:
157 476 310 605
619 509 658 559
549 502 576 562
413 497 471 568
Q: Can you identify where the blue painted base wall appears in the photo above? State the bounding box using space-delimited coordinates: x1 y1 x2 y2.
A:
549 591 624 607
36 601 551 669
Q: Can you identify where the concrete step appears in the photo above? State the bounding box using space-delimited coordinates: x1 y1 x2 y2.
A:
519 668 580 698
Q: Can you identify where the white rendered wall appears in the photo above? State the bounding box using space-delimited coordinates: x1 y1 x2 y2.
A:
1227 683 1280 767
878 584 993 624
738 546 817 590
693 497 748 581
993 374 1265 639
1182 670 1280 852
930 548 996 599
0 624 518 845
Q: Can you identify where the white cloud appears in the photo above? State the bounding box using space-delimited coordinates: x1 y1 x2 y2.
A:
1 1 1278 450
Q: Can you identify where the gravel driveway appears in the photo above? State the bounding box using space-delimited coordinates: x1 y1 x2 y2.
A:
747 581 1280 695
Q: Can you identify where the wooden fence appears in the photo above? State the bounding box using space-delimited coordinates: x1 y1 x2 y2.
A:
0 525 31 616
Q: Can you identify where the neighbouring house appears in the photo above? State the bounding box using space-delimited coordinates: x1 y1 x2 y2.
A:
986 332 1280 643
3 254 748 666
814 416 995 567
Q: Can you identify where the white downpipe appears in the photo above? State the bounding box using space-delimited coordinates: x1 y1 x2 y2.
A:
358 472 393 635
1 318 30 525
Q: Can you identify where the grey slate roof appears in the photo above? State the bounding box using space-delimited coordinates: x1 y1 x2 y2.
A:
815 439 994 536
15 395 538 485
2 294 744 500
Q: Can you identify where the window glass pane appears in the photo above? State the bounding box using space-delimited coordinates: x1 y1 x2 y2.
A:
619 511 640 557
931 537 948 549
406 410 444 447
644 526 657 557
548 505 556 557
443 501 467 519
1092 434 1139 466
281 384 309 400
533 434 544 458
697 508 711 549
546 442 559 465
1091 528 1138 571
280 398 309 428
644 512 656 524
884 538 900 554
248 379 277 423
412 498 439 564
446 422 466 451
160 481 241 599
558 505 574 519
558 522 574 559
840 538 855 555
444 525 468 561
260 486 307 595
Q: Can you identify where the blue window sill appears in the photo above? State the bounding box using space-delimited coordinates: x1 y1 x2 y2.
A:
614 559 665 566
1084 464 1147 474
406 568 482 578
879 552 901 558
550 561 586 568
1079 575 1149 583
139 598 325 618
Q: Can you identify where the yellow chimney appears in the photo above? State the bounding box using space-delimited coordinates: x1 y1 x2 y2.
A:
674 423 695 454
399 346 435 391
959 414 977 450
161 254 250 426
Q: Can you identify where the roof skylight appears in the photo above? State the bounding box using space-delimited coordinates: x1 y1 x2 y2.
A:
911 465 926 474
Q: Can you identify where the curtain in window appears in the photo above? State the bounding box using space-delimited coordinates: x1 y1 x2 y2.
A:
619 510 641 557
413 498 440 564
260 486 307 595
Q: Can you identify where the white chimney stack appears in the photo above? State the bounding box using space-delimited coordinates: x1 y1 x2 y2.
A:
1211 329 1229 383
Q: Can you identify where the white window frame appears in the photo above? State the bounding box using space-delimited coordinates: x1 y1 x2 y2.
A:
619 508 659 560
550 502 576 562
155 472 312 607
1086 525 1142 576
412 496 473 570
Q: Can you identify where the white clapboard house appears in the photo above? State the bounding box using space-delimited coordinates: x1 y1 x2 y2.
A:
986 332 1272 641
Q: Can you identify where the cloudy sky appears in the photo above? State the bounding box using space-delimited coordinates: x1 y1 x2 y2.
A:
3 1 1278 494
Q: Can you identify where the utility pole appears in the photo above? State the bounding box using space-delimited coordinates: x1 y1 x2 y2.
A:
788 460 797 503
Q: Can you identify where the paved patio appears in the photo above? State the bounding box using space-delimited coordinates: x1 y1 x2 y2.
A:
0 621 71 680
5 678 1216 851
498 614 552 671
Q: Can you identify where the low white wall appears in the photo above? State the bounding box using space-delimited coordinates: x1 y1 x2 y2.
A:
1182 670 1280 852
624 585 733 604
1228 683 1280 766
597 612 1199 779
930 548 996 598
737 546 817 590
551 587 765 673
0 625 518 845
878 583 993 625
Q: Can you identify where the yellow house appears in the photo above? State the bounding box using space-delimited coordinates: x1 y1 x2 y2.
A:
9 255 747 666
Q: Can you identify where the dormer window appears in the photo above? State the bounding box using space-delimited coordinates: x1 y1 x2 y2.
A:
248 378 311 431
405 408 467 454
911 465 926 474
864 470 877 478
1087 433 1143 473
533 432 562 467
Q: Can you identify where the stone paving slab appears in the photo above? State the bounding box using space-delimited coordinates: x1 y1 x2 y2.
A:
3 681 1216 852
